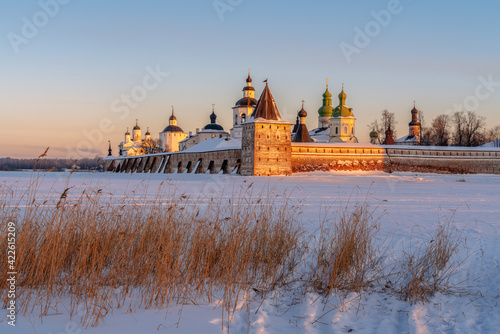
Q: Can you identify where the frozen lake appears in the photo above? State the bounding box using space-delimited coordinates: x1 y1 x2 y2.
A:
1 170 499 333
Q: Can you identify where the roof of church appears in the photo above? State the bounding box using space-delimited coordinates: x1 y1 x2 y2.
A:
318 83 333 118
251 83 282 121
293 124 311 143
203 110 224 131
161 125 184 133
293 105 311 142
292 116 299 133
298 106 307 118
332 87 354 118
235 96 258 107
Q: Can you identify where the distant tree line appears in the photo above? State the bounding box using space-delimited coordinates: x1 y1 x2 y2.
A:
0 157 104 171
371 110 500 147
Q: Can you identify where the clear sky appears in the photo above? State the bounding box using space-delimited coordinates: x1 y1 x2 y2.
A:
2 0 500 158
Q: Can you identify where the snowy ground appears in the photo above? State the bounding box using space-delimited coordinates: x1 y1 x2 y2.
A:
1 170 499 333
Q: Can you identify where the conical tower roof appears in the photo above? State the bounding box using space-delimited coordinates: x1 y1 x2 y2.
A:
251 83 282 121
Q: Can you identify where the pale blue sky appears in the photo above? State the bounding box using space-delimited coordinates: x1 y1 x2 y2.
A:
1 0 500 157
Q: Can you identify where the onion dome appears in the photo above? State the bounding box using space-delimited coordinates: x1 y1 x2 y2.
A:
298 106 307 118
369 127 379 138
332 85 354 118
145 127 151 136
243 69 256 92
133 119 140 130
203 106 224 131
323 87 332 99
162 124 184 133
318 80 333 118
338 89 346 104
409 103 420 126
236 96 258 107
162 107 184 133
125 128 130 135
169 106 177 121
298 101 307 117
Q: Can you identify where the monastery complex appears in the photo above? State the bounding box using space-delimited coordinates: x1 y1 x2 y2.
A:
104 72 500 176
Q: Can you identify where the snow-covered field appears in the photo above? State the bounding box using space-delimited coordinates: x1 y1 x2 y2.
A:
1 170 499 333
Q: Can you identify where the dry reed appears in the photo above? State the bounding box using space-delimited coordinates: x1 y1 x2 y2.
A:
0 173 303 327
396 221 462 303
309 201 380 297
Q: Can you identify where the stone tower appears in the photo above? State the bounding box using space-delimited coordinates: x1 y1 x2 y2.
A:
241 82 292 176
409 102 421 141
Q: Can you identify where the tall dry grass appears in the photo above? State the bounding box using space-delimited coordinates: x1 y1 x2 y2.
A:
396 221 463 303
309 201 380 298
0 173 303 327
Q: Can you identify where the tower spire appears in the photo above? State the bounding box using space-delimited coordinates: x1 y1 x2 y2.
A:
108 140 112 156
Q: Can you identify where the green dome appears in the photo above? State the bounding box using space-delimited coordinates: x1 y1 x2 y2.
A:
331 86 354 118
318 105 334 117
332 105 354 118
318 84 333 117
370 128 378 138
323 88 332 98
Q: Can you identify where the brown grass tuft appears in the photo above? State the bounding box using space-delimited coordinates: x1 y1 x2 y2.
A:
396 222 462 303
309 201 380 297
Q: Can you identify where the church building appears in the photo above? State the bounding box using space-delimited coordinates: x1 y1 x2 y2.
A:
119 120 151 156
159 107 188 152
395 103 421 145
329 85 358 143
310 81 358 143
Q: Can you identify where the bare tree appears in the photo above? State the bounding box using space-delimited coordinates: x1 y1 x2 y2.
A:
486 125 500 147
429 114 451 146
370 109 397 144
417 109 433 145
452 111 466 146
141 138 163 154
452 111 486 146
